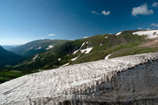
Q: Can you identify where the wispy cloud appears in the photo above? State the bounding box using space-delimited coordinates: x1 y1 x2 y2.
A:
91 10 110 16
101 10 110 15
151 23 158 26
91 11 99 15
137 27 142 30
48 34 56 36
83 36 88 38
132 3 153 16
152 2 158 7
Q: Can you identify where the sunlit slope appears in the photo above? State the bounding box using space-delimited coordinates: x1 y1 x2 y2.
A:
14 30 150 70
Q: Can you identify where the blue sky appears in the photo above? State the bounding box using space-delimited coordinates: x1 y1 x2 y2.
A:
0 0 158 45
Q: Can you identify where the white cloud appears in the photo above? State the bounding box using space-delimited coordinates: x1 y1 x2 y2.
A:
101 10 110 15
91 11 99 15
83 36 88 38
151 23 158 26
48 34 56 36
137 27 142 30
152 2 158 7
91 10 110 16
147 28 150 30
132 4 153 16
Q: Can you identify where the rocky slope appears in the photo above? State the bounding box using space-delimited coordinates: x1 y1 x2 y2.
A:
0 52 158 105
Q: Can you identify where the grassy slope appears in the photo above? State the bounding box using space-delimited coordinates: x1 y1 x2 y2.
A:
14 31 148 69
2 30 158 84
71 31 148 64
0 68 26 84
9 39 68 58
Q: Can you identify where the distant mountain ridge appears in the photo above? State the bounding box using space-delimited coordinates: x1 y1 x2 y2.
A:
9 39 68 58
2 45 20 50
0 46 24 67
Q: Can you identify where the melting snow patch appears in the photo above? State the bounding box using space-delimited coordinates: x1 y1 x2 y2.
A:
105 36 108 39
61 63 69 67
115 32 122 36
73 42 85 54
133 30 158 39
46 45 54 50
73 50 79 54
35 46 41 50
33 54 39 61
71 56 80 61
80 47 93 54
105 54 111 60
58 58 61 61
81 42 85 48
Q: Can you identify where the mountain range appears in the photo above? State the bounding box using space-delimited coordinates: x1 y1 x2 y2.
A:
1 29 158 83
9 39 68 58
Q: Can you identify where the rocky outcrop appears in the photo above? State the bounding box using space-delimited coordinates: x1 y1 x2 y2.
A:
0 53 158 105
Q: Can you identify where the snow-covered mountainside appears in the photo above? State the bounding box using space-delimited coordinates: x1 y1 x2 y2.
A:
1 53 158 105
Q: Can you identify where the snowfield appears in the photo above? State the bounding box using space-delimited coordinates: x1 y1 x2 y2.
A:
133 30 158 39
0 52 158 104
80 47 93 54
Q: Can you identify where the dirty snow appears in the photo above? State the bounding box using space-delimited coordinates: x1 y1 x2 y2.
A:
35 46 41 50
116 32 122 36
80 47 93 54
1 53 158 104
32 54 39 61
46 45 54 50
133 30 158 39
